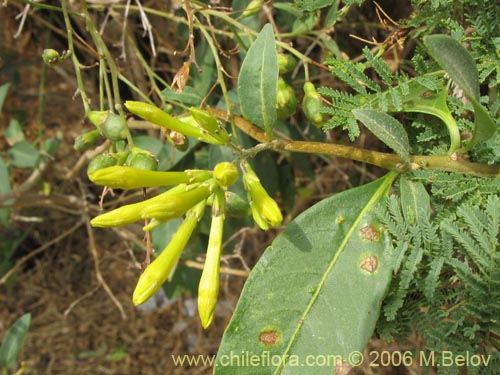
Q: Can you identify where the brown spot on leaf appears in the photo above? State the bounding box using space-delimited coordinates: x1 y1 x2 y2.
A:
259 330 280 347
420 90 433 99
335 358 352 375
361 255 378 273
360 225 380 242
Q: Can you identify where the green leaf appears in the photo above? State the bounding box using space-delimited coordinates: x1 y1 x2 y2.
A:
403 86 460 154
352 109 410 163
423 34 496 148
424 35 480 101
399 177 430 225
468 99 497 149
238 23 278 136
5 119 25 146
215 172 398 374
7 141 41 168
0 313 31 369
160 86 203 107
0 157 11 225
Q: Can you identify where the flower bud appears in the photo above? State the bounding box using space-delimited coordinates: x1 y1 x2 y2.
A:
42 49 61 66
133 200 206 306
125 101 204 139
88 166 208 190
87 154 117 175
238 0 264 20
140 184 213 222
74 129 101 151
242 161 283 230
100 112 128 141
190 107 218 133
198 188 225 328
213 162 239 188
302 82 325 127
179 115 228 145
90 184 187 228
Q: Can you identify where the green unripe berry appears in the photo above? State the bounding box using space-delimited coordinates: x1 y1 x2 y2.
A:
129 153 158 171
224 192 250 217
302 82 324 127
278 53 297 75
87 154 117 175
276 78 297 120
100 112 128 141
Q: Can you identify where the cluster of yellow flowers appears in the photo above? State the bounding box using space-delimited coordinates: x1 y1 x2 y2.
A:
88 103 283 328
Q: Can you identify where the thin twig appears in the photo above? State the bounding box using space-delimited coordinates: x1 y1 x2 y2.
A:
63 284 101 318
0 221 84 286
181 260 249 278
79 180 127 320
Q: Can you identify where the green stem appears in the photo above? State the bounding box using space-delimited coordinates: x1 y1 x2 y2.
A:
208 108 500 178
80 2 134 147
61 0 90 114
195 16 239 144
118 75 154 104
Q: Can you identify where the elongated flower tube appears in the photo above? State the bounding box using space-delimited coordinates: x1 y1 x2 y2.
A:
125 101 204 139
140 183 214 222
190 107 230 144
242 161 283 230
90 184 188 228
198 188 225 329
88 166 211 190
133 200 206 306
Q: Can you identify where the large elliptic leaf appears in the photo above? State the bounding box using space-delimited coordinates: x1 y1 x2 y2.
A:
238 23 278 136
423 34 496 148
215 172 398 374
353 109 410 163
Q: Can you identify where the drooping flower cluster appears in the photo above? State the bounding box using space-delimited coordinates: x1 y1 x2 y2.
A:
88 103 283 328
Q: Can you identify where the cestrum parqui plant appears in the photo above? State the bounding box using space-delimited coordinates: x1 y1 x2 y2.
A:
87 100 284 327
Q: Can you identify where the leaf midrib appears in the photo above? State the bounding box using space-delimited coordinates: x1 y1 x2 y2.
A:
273 172 398 374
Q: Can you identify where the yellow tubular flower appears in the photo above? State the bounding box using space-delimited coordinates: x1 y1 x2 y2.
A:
88 166 211 190
90 184 187 228
242 161 283 230
198 188 225 329
125 101 204 140
140 183 213 221
133 200 206 306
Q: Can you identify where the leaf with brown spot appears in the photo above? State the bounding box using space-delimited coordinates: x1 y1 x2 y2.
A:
215 172 398 374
